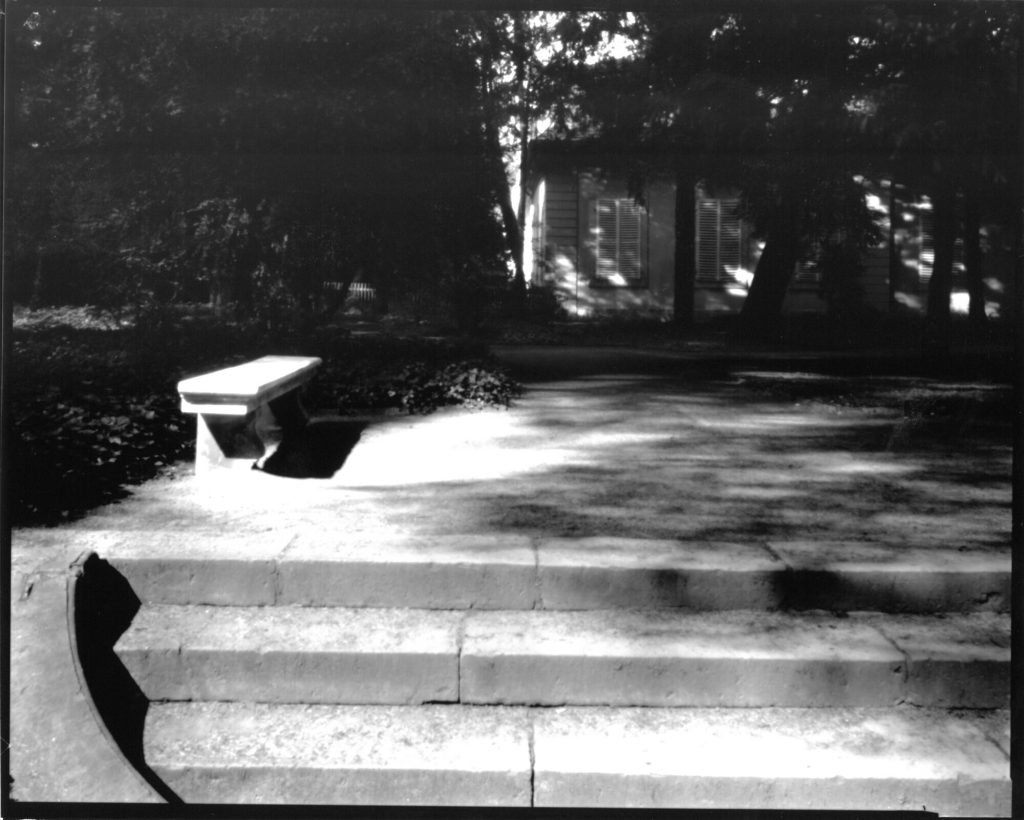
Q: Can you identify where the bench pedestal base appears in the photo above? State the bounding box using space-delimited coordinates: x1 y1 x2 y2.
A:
194 390 309 474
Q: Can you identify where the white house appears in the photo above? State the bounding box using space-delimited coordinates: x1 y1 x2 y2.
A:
524 148 1010 322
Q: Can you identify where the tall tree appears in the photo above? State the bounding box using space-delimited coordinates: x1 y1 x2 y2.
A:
855 2 1020 356
630 7 881 336
705 7 885 339
9 8 510 324
467 11 641 308
577 5 1017 342
470 12 539 304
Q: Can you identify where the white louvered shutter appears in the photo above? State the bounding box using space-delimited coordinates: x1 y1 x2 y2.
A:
596 198 644 281
919 209 934 286
720 200 741 276
596 199 618 278
696 198 741 282
618 200 643 280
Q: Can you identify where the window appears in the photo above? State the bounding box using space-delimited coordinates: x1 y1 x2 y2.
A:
917 207 963 287
594 197 645 283
793 260 820 284
696 197 742 283
918 208 935 285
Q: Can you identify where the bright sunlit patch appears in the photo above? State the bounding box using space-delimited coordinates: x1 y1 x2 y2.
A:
865 193 886 214
726 267 755 287
894 292 923 311
757 414 832 427
733 371 830 382
697 419 769 431
575 431 670 448
823 460 917 476
584 13 639 64
334 412 587 487
720 486 801 500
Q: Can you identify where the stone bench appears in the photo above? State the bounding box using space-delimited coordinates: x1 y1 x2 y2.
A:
178 355 322 473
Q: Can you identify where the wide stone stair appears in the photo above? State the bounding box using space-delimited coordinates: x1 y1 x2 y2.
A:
100 531 1010 814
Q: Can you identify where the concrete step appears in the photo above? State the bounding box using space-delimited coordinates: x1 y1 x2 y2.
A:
143 701 1009 814
116 605 1008 709
95 530 1010 613
115 605 462 704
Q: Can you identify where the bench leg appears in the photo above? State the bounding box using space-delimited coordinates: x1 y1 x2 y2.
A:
193 389 311 474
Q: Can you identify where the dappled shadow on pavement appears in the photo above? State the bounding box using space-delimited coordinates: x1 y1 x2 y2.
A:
74 364 1011 554
322 371 1011 548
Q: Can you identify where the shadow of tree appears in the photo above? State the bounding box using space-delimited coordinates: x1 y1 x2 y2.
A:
356 369 1010 550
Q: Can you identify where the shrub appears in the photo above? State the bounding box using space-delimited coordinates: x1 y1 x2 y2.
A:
10 333 195 526
11 308 522 525
384 361 521 414
309 335 520 415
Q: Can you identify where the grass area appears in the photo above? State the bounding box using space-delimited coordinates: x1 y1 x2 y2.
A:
10 305 521 527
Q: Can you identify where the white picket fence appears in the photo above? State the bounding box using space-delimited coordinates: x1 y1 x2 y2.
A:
323 281 377 306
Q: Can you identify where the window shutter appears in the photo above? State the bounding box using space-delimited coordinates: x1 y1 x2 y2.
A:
596 199 618 278
696 198 741 282
595 198 644 281
696 200 719 282
918 206 967 287
918 209 934 285
618 201 643 280
794 261 818 282
719 200 741 276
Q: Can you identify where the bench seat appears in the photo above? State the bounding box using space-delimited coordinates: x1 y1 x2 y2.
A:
178 355 322 473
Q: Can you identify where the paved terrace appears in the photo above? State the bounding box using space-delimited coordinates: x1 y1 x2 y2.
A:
9 345 1013 804
53 348 1014 547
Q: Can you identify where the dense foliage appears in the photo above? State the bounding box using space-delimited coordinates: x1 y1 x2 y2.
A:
7 8 512 328
9 5 1017 344
560 5 1019 340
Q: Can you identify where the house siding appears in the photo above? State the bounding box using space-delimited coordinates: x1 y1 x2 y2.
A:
859 247 892 312
529 157 1013 321
533 170 675 319
532 172 579 300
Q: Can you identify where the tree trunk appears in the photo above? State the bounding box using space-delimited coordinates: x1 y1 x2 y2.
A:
923 182 957 366
376 268 393 316
30 249 46 308
963 192 986 326
210 271 229 319
511 13 530 306
498 188 526 301
480 52 526 314
737 197 800 341
888 181 899 312
672 168 696 329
